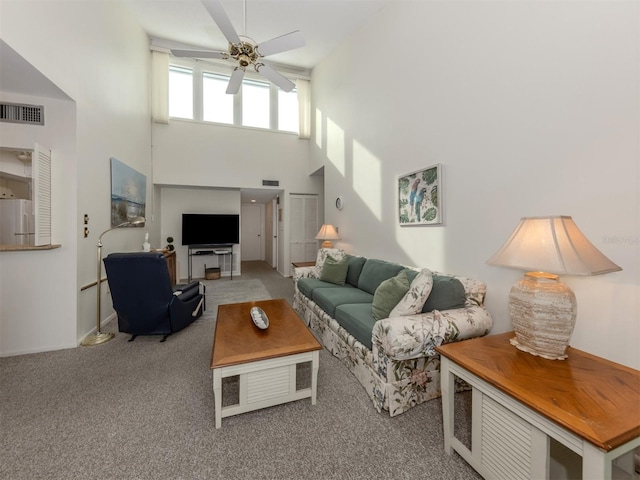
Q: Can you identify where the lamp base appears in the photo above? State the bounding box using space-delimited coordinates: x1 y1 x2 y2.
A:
320 240 334 248
81 332 115 346
509 272 576 360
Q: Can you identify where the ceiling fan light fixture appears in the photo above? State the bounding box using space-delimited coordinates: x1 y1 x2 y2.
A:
173 0 305 94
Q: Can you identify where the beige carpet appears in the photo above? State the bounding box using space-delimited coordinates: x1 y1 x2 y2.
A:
195 278 273 325
0 263 479 480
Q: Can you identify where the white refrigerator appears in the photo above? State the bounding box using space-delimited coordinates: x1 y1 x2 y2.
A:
0 199 35 245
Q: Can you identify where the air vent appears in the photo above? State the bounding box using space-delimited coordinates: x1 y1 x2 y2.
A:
262 180 279 186
0 102 44 125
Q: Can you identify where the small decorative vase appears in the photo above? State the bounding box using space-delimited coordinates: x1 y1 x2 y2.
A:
508 272 577 360
142 233 151 252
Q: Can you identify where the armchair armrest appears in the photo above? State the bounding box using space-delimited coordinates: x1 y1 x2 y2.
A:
372 305 493 361
173 281 201 302
293 266 319 282
169 281 205 325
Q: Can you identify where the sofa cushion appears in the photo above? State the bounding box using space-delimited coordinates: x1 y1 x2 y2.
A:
404 268 419 284
390 268 433 317
345 255 367 287
372 270 410 321
422 275 467 312
298 278 352 300
335 303 377 350
357 259 405 295
313 287 374 318
319 255 349 285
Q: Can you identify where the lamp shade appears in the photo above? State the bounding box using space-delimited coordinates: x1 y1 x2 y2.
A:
486 216 621 276
315 224 340 241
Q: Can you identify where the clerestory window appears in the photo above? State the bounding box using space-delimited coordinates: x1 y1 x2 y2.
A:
169 63 301 134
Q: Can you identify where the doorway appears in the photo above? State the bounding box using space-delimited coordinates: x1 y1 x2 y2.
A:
241 204 263 261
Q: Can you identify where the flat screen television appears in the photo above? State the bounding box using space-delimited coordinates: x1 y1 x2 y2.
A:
181 213 240 246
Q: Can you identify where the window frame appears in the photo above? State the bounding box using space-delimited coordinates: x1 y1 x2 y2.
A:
169 59 302 134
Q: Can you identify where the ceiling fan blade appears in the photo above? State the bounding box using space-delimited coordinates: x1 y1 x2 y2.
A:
256 64 295 92
257 31 305 57
171 49 228 59
226 68 245 94
202 0 241 45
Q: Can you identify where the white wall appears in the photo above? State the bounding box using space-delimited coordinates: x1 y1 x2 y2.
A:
311 1 639 368
152 119 323 274
159 186 241 281
0 1 152 353
0 92 77 355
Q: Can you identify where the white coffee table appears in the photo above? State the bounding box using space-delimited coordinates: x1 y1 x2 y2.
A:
210 299 322 428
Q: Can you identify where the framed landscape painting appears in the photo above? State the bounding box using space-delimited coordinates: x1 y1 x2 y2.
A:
110 157 146 227
398 164 442 226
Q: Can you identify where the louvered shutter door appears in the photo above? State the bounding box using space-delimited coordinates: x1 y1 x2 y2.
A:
33 143 51 246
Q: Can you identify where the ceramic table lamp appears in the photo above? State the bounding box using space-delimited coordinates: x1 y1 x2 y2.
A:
486 216 621 360
315 224 340 248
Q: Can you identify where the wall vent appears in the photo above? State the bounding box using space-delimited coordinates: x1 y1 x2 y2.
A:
262 180 279 187
0 102 45 125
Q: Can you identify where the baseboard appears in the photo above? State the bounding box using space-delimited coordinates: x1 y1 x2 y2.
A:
0 342 77 357
76 313 117 346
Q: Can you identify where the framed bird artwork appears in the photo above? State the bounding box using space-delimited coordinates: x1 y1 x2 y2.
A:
398 164 442 226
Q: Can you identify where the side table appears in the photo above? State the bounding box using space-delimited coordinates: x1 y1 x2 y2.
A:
163 250 176 285
292 261 316 268
436 332 640 480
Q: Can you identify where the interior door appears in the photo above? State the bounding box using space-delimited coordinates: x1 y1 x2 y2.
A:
289 194 318 271
241 204 263 261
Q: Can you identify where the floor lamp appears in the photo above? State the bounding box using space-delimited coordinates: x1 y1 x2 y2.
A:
81 216 146 346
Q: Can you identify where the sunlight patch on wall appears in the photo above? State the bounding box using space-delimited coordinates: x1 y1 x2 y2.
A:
315 108 323 148
327 117 345 176
353 140 382 221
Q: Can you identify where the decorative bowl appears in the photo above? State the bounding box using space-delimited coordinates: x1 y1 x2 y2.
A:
250 307 269 330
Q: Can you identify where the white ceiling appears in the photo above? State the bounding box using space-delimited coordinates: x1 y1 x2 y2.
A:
124 0 391 70
0 40 71 100
124 0 392 204
2 1 391 205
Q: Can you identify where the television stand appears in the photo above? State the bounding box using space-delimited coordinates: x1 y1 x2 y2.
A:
188 244 234 281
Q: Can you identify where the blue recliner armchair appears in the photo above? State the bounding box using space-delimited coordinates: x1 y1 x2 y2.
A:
104 252 205 342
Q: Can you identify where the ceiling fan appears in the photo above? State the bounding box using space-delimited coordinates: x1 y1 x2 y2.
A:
171 0 305 94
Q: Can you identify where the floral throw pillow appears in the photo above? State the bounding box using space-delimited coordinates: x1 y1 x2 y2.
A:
315 248 346 270
389 268 434 317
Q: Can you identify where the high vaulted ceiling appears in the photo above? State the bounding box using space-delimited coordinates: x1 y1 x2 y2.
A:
124 0 391 71
2 1 392 205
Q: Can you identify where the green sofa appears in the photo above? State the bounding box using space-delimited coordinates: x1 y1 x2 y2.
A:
293 249 493 416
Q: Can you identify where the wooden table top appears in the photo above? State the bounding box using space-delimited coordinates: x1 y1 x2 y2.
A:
211 299 321 370
436 332 640 451
292 261 316 268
